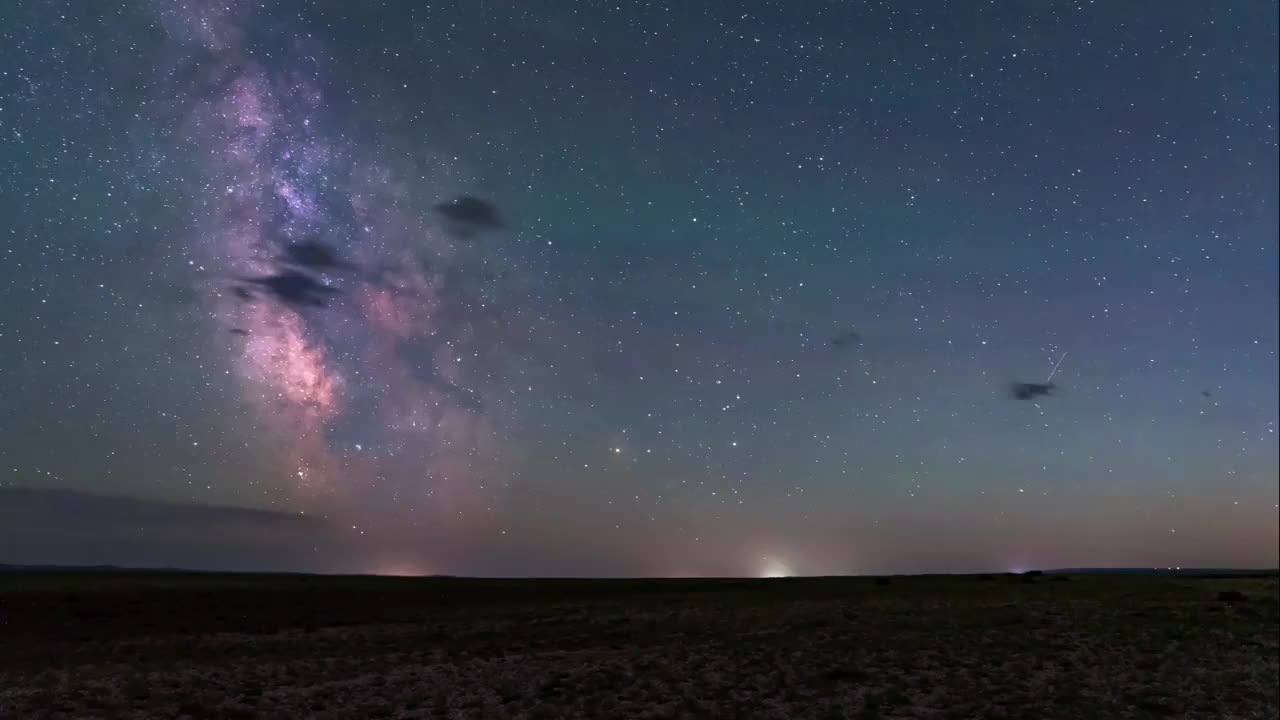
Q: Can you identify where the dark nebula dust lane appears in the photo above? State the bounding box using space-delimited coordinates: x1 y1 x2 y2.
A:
145 0 537 524
0 0 1276 577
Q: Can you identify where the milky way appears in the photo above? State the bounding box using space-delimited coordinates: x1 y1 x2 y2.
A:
157 0 521 519
2 0 1275 577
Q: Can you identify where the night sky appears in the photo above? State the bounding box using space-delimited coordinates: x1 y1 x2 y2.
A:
1 1 1276 577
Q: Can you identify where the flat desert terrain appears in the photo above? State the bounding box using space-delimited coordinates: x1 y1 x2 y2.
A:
0 571 1276 719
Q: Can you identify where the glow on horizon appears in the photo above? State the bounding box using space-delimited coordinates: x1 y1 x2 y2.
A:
759 558 791 578
369 561 431 577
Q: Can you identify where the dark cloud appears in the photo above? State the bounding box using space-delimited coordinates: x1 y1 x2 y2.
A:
238 270 341 308
0 488 657 577
279 240 356 273
829 329 861 350
434 196 504 238
0 487 353 573
1011 382 1055 401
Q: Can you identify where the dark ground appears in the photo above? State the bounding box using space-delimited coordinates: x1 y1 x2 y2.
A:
0 571 1276 719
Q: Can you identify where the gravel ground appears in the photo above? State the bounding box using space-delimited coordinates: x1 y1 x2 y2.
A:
1 573 1276 719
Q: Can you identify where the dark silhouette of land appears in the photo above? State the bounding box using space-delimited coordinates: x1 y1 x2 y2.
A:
0 569 1275 717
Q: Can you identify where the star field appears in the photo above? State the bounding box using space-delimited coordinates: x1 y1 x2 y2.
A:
0 0 1276 576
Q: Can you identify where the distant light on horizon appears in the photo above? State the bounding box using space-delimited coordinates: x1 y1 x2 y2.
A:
370 561 430 577
760 558 791 578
